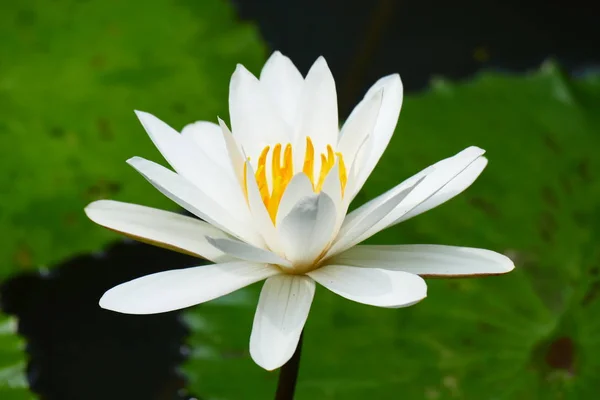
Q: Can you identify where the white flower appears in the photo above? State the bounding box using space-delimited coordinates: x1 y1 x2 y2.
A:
85 52 514 370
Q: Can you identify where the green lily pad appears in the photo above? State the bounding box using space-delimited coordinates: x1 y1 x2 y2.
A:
0 0 266 395
0 314 34 399
0 0 265 278
183 63 600 399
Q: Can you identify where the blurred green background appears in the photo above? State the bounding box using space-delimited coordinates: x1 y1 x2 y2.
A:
0 0 599 399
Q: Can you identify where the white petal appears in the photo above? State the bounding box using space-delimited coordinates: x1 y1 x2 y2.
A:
229 64 291 157
325 175 425 258
219 118 246 189
85 200 232 263
135 111 248 222
348 74 403 200
206 237 292 268
259 51 304 127
275 173 314 227
308 265 426 308
394 157 488 224
244 161 282 253
378 147 485 230
320 163 344 233
278 192 337 267
331 146 486 256
127 156 262 247
295 57 338 154
100 262 279 314
332 244 515 276
250 275 315 370
337 89 383 168
180 120 231 172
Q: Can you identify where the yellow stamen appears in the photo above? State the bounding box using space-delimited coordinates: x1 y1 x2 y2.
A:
315 154 328 192
243 137 348 224
272 143 282 178
326 145 334 167
256 146 270 203
268 175 285 221
302 137 315 186
283 144 293 181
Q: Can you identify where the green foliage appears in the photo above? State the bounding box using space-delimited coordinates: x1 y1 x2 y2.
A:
183 63 600 399
0 0 265 278
0 314 33 399
0 0 266 396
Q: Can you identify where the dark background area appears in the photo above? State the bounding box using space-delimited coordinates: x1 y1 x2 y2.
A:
1 0 599 399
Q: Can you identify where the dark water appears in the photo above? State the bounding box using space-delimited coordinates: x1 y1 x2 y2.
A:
1 0 598 399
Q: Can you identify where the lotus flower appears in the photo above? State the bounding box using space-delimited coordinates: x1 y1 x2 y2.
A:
85 51 514 370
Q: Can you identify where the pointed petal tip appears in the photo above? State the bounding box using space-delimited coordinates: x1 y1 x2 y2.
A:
233 63 252 77
125 155 144 165
133 109 155 122
268 50 284 60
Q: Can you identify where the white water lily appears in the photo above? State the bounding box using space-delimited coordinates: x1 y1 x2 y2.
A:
85 51 514 371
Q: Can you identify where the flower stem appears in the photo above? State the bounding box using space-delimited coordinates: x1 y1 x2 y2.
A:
275 331 304 400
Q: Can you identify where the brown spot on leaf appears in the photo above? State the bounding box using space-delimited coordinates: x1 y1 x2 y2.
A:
172 102 186 114
545 336 575 374
14 243 33 268
576 159 591 182
90 55 106 69
85 179 121 200
97 117 112 140
63 212 78 227
543 133 561 154
50 126 65 138
469 197 499 218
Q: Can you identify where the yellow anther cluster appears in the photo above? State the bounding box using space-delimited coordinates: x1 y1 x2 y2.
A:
244 137 347 223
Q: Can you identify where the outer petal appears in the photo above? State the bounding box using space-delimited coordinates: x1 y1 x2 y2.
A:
307 265 427 308
348 74 403 200
180 120 232 173
294 57 338 167
393 157 488 225
250 275 315 370
229 64 291 158
336 88 383 170
127 156 262 247
135 111 246 220
206 237 292 268
85 200 232 263
259 51 304 127
278 192 337 268
330 146 485 256
99 262 279 314
331 244 515 277
324 175 425 258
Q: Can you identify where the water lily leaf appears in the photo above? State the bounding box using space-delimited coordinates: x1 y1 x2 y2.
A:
0 314 33 399
183 63 600 399
0 0 265 395
0 0 265 278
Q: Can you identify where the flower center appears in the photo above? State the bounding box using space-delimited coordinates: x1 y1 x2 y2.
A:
244 137 347 223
